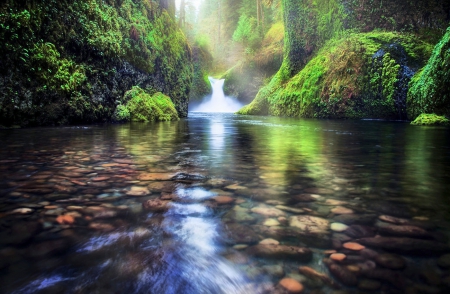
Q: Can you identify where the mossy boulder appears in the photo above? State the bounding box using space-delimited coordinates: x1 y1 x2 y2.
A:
119 86 179 122
0 0 192 127
411 113 449 126
238 32 432 119
189 43 213 102
407 27 450 120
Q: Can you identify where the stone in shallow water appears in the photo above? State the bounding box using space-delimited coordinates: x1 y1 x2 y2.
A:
259 238 280 245
278 278 304 293
343 242 365 251
263 218 280 226
376 223 432 239
275 205 304 214
298 266 340 289
125 186 150 197
212 195 235 204
291 194 317 202
248 244 312 261
251 206 285 217
88 222 115 232
358 279 381 291
226 223 260 244
289 215 329 233
262 264 284 278
333 214 377 225
137 173 175 181
7 208 34 215
323 258 358 286
330 222 348 232
142 199 170 212
356 237 450 255
56 215 75 225
344 224 376 238
324 199 347 206
375 253 406 269
330 253 346 261
331 206 354 214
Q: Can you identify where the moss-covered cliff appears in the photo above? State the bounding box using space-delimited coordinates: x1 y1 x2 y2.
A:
407 27 450 120
238 0 449 119
0 0 192 127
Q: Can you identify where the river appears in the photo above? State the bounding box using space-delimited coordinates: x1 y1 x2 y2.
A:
1 113 450 293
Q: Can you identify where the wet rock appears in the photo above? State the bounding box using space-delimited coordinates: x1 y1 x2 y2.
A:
420 268 441 286
172 173 208 183
224 252 249 264
298 266 340 289
361 267 405 288
247 244 312 261
256 225 331 248
333 214 377 225
7 208 34 215
330 253 346 262
251 206 285 217
377 222 433 239
291 194 317 202
344 225 376 238
263 218 281 226
371 203 410 218
356 237 450 255
262 264 284 278
330 223 348 232
360 248 379 259
278 277 304 293
223 206 257 224
331 206 354 215
358 279 381 291
260 238 280 245
142 199 171 212
88 222 115 232
323 258 358 286
137 173 175 181
126 186 151 197
55 215 75 225
342 242 365 251
212 195 235 205
233 244 248 250
275 205 304 214
324 199 347 206
378 215 436 230
304 188 334 194
226 223 260 244
290 215 329 233
437 253 450 268
375 253 406 269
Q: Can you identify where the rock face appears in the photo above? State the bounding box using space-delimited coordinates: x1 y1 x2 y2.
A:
0 0 193 127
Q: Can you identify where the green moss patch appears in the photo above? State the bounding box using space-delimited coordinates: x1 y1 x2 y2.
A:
120 86 179 122
411 113 449 125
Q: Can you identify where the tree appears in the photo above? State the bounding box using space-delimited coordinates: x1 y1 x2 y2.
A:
159 0 176 18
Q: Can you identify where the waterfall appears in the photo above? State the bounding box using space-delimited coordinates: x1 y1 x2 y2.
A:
190 77 243 113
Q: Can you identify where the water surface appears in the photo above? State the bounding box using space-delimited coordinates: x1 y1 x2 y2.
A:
1 113 450 293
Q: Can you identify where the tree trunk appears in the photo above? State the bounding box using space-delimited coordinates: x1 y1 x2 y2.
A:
178 0 185 27
159 0 175 18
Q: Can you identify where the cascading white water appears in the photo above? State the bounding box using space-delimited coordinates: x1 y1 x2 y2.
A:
191 77 243 112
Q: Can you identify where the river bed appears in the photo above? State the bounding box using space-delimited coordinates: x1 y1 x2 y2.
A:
1 113 450 293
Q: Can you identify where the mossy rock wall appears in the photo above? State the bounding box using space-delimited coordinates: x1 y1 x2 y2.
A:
0 0 192 127
189 45 213 102
407 27 450 120
238 32 433 119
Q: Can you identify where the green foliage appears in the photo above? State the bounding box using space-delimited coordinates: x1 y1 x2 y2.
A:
411 113 449 125
407 27 450 120
239 31 433 118
124 86 179 122
112 104 131 122
232 14 256 44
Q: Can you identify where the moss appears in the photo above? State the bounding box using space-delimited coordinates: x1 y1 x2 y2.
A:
112 104 130 122
240 31 433 119
411 113 449 125
0 0 192 126
124 86 179 122
407 27 450 120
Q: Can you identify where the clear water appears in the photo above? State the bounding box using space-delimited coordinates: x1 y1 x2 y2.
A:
1 113 450 293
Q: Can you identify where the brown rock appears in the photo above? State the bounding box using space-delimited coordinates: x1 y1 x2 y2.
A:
212 195 235 205
356 237 450 255
56 215 75 225
342 242 365 251
330 253 346 261
377 223 432 239
247 244 312 261
278 278 304 293
344 225 376 238
331 206 354 215
291 194 317 202
298 266 340 289
142 199 170 212
375 253 406 269
88 222 115 232
323 258 358 286
137 173 175 181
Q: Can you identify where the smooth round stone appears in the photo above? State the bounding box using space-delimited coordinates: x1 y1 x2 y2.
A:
375 253 406 269
343 242 365 251
67 206 83 211
331 206 354 215
56 215 75 225
251 206 285 217
438 254 450 268
263 218 281 227
262 264 284 278
275 205 304 214
233 244 248 250
212 195 235 204
259 238 280 245
8 208 34 215
330 253 346 261
324 199 347 206
279 278 304 293
346 265 360 273
330 222 349 232
126 186 150 197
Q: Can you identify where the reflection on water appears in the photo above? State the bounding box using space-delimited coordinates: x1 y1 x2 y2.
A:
1 113 450 293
